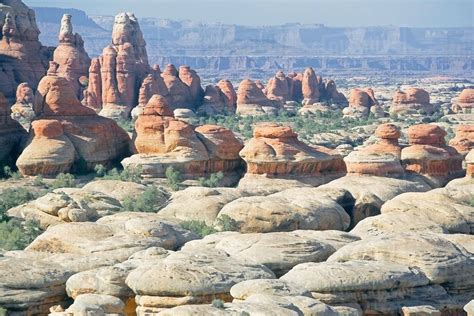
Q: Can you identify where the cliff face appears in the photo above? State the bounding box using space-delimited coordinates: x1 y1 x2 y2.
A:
34 8 473 74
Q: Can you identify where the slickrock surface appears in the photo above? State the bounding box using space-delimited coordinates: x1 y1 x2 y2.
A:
236 79 279 116
10 82 36 130
0 92 27 165
390 87 435 116
124 95 243 178
238 123 346 189
16 75 130 176
344 124 404 176
0 0 49 100
53 14 91 98
401 124 463 186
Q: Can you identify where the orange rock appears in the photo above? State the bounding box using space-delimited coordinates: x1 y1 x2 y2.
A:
0 1 49 100
16 120 75 176
138 74 169 107
53 14 91 99
83 58 102 110
390 88 434 116
161 64 193 110
302 67 320 105
179 65 204 108
449 125 474 156
466 149 474 177
240 123 346 179
401 124 463 185
236 79 277 116
345 124 403 176
266 71 291 104
348 88 378 108
451 89 474 113
217 79 237 113
198 85 226 115
17 75 130 176
323 80 348 106
11 82 36 130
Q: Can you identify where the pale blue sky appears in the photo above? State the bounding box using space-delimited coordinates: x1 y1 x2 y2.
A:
24 0 473 27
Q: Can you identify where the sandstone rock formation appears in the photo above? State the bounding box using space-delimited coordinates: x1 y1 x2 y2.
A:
16 75 130 176
390 87 435 116
53 14 91 99
197 84 228 115
401 124 463 185
80 12 150 118
301 67 320 105
216 79 237 112
238 123 346 188
0 0 50 100
467 149 474 177
123 95 243 178
236 79 279 116
343 88 379 118
265 71 292 104
344 123 404 176
448 124 473 156
10 82 36 130
160 64 194 110
178 65 204 108
451 88 474 113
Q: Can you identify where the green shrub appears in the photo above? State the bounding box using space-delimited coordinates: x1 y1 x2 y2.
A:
3 166 21 180
121 186 168 212
198 172 224 188
94 164 107 177
33 175 45 187
180 220 217 238
165 167 182 191
116 117 135 133
0 307 6 316
51 173 76 189
0 219 44 251
215 214 239 232
0 188 38 221
101 166 143 184
211 299 225 309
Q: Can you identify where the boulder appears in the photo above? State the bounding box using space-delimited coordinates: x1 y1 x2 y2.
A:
343 88 378 119
236 79 279 116
49 294 125 316
266 71 292 104
16 75 130 176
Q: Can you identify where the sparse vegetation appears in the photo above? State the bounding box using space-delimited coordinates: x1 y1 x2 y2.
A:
3 166 22 180
95 165 143 184
116 117 135 133
121 186 169 212
0 187 38 221
166 167 183 191
198 172 224 188
211 299 225 309
215 214 239 232
0 219 44 251
33 175 45 187
51 173 76 189
180 220 217 237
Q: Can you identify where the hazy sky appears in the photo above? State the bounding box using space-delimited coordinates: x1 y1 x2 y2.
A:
24 0 473 27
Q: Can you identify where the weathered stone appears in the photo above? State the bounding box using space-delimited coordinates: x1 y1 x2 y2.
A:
236 79 279 116
11 82 36 130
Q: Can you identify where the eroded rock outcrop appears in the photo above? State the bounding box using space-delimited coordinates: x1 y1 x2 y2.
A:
161 64 193 110
10 82 35 130
401 124 463 186
265 71 292 104
236 79 279 116
0 0 50 100
449 124 473 156
123 95 243 178
238 123 346 188
53 14 91 99
179 65 204 108
16 75 130 176
344 124 404 176
390 87 435 116
451 88 474 114
343 88 379 119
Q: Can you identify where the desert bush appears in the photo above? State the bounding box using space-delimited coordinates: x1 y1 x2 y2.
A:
215 214 239 232
116 117 135 133
3 166 21 180
121 186 169 212
211 299 225 309
198 172 224 188
180 220 217 238
51 173 76 189
0 188 38 221
33 175 45 187
94 164 107 177
165 167 182 191
98 165 143 184
0 219 43 251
